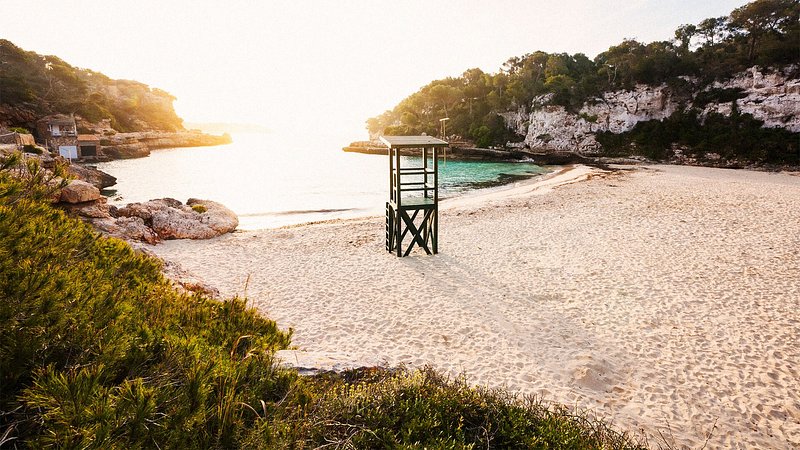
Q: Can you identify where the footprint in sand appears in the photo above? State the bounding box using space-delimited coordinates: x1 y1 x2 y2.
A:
566 355 621 393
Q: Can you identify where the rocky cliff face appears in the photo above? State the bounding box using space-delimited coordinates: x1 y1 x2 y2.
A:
503 66 799 154
702 67 800 131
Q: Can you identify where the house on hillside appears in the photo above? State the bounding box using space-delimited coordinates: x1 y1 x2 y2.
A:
36 114 79 158
77 134 101 160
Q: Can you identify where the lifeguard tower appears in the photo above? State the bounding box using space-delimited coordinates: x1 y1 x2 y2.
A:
381 135 448 257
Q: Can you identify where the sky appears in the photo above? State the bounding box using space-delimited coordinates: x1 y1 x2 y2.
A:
1 0 749 138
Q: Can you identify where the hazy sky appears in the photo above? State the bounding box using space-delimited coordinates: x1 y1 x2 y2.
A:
2 0 748 137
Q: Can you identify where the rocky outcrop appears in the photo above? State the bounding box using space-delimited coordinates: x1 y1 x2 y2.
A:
93 216 160 245
0 132 35 146
158 259 221 297
703 67 800 131
59 180 101 203
0 104 39 130
62 196 238 244
117 198 238 240
66 164 117 189
503 66 799 155
100 131 232 159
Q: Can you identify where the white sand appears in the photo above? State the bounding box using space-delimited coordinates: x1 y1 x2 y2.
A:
150 165 800 449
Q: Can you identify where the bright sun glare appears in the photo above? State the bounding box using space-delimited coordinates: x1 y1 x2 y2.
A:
3 0 747 138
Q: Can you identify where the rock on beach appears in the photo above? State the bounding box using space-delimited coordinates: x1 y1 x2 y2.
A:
62 196 238 244
59 180 101 203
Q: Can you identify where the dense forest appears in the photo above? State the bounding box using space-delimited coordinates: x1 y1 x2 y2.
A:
367 0 799 162
0 39 184 132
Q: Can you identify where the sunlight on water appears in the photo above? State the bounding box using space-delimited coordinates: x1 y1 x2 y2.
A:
97 132 548 230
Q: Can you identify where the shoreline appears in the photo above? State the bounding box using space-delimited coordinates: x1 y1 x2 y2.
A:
149 164 800 448
251 164 588 232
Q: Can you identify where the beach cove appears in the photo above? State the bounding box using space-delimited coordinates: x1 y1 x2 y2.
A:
150 165 800 449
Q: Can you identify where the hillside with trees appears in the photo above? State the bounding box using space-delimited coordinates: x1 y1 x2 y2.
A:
0 39 183 133
367 0 799 163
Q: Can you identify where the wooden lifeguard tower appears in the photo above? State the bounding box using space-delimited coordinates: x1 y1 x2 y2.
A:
381 135 448 257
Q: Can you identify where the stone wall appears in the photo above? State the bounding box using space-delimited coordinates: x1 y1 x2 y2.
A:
0 132 35 146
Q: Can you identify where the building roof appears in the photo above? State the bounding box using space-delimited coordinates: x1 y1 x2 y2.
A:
379 135 448 149
77 134 100 141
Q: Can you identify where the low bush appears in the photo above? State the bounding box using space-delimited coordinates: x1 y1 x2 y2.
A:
21 144 41 155
596 107 800 164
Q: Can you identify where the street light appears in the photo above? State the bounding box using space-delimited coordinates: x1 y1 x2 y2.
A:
439 117 450 141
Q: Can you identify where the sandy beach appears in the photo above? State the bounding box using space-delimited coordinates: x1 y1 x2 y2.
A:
150 165 800 449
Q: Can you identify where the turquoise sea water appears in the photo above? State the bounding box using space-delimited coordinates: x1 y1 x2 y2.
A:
97 132 548 230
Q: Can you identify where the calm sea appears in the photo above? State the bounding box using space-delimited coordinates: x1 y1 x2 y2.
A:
97 132 548 230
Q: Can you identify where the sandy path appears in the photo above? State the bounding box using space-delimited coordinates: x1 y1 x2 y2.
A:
151 165 800 449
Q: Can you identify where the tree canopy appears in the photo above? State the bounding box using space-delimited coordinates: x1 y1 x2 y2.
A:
0 39 184 133
367 0 799 148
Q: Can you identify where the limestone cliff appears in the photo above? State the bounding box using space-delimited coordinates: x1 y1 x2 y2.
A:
502 66 799 155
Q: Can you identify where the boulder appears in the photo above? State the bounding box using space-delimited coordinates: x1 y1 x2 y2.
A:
187 198 239 234
60 197 116 219
117 198 238 240
60 180 101 204
92 216 159 245
117 198 182 222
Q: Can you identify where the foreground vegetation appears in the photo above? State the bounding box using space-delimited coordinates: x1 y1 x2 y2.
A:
0 154 646 448
368 0 799 162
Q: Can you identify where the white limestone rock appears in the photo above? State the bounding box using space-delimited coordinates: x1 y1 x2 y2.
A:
513 84 679 154
505 65 798 155
703 66 800 132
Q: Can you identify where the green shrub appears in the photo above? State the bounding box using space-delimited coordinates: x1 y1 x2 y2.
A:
693 88 746 108
21 144 42 154
9 127 29 134
0 154 293 446
596 108 800 163
191 204 207 214
255 368 646 449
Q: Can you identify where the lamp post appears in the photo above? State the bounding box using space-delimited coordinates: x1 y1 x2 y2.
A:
439 117 450 141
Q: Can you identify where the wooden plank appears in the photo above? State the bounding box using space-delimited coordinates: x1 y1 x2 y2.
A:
380 135 448 149
397 197 435 208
